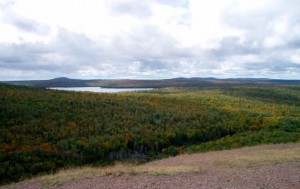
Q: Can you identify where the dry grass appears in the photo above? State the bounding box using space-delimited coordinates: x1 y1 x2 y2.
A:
38 163 202 187
214 146 300 167
38 144 300 187
134 165 202 175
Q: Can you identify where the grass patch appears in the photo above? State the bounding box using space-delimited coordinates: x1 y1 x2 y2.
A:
37 163 201 187
134 165 202 175
214 146 300 168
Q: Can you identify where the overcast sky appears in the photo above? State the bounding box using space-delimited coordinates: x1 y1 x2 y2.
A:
0 0 300 80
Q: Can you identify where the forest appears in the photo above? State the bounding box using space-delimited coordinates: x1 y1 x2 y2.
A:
0 83 299 185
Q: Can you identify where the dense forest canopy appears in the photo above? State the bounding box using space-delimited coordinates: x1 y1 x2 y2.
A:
0 83 299 185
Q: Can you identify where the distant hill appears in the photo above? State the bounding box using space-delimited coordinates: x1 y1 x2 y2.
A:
2 77 90 87
2 77 300 88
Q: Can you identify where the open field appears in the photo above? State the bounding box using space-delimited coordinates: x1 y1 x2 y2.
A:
2 143 299 189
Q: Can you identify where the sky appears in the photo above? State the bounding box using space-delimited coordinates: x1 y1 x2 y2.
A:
0 0 300 80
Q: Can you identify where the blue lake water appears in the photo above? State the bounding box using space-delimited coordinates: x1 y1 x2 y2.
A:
48 87 154 93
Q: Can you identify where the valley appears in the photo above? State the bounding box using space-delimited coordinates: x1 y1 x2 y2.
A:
0 81 299 186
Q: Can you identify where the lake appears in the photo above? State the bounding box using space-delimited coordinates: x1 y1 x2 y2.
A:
48 87 154 93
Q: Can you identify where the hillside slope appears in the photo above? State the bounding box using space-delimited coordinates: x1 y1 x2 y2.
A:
3 143 299 189
0 83 300 185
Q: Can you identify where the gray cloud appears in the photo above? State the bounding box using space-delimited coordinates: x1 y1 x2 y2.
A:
1 5 51 35
107 1 153 18
194 0 300 78
243 57 300 72
0 28 99 76
0 42 61 71
108 0 189 19
221 0 300 49
154 0 189 8
1 0 300 80
288 40 300 49
1 23 299 80
113 25 196 59
209 37 260 59
5 15 50 35
0 0 15 9
0 25 202 79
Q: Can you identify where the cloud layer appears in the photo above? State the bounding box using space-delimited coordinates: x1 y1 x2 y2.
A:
0 0 300 80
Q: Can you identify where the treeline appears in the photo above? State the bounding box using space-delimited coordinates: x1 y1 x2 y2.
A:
0 83 299 184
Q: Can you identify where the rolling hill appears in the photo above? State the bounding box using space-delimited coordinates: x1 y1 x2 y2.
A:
0 82 299 185
2 77 300 88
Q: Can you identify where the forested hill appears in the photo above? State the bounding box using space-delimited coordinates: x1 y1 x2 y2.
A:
0 83 299 185
2 77 300 88
2 77 89 87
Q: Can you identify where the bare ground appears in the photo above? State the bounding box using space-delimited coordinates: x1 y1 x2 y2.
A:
2 143 300 189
